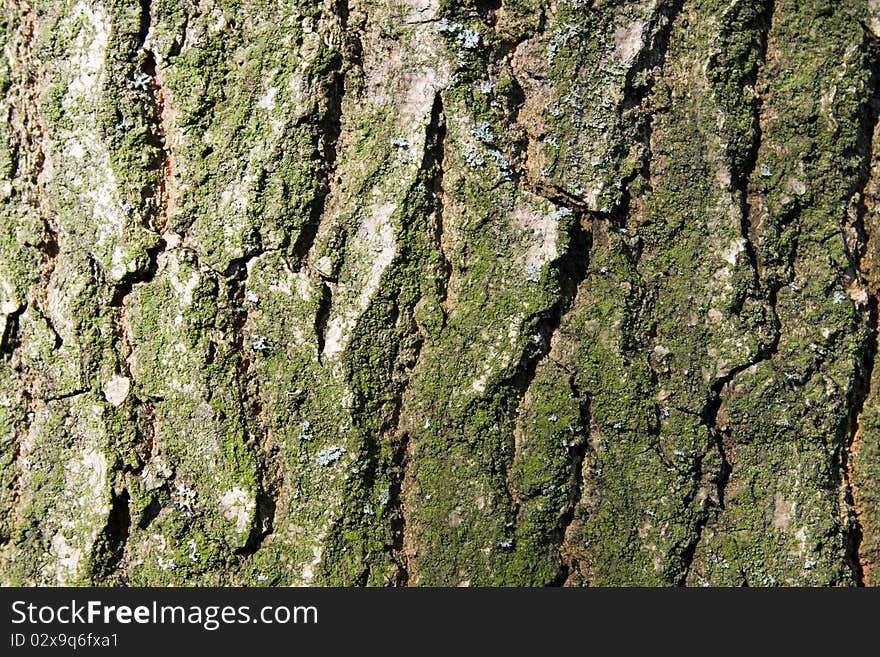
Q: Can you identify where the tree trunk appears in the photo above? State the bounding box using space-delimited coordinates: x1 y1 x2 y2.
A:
0 0 878 586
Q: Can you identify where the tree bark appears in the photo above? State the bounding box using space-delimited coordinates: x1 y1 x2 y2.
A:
1 0 879 586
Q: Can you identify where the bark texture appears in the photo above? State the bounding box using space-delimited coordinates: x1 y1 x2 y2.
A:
1 0 879 586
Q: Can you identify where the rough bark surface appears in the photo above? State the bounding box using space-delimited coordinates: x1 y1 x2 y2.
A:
1 0 879 586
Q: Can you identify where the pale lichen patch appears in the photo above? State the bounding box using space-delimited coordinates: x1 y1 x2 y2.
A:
613 20 646 64
0 278 20 316
63 1 110 106
219 487 255 536
300 545 323 583
103 375 130 406
510 197 561 278
323 201 398 359
773 492 795 530
719 238 745 268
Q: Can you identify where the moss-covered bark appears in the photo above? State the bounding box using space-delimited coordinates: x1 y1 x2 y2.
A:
1 0 878 586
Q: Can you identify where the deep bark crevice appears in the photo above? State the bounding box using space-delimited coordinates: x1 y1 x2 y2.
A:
141 48 172 234
718 0 776 295
289 1 352 273
677 0 781 585
502 211 593 542
385 91 451 586
840 25 880 587
429 92 452 319
227 260 280 559
91 488 131 580
4 2 57 540
552 375 591 587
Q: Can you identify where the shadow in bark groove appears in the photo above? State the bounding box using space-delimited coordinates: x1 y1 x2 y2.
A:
840 24 880 587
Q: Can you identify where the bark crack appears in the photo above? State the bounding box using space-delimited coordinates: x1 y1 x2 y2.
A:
502 210 593 541
290 0 351 274
381 89 449 586
137 0 173 235
678 0 780 584
4 1 58 542
431 93 453 320
553 373 591 586
841 24 880 587
712 0 776 295
232 276 280 559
